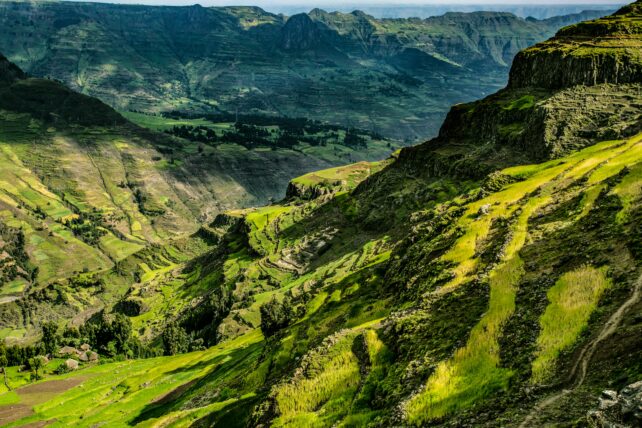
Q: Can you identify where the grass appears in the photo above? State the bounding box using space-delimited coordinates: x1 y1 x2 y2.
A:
273 331 361 427
3 330 263 427
406 195 550 422
121 112 231 132
531 266 612 384
502 95 535 111
291 159 391 191
272 327 389 427
612 160 642 223
405 134 642 423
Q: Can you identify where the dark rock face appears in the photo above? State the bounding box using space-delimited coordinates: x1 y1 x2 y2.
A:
0 54 25 86
509 1 642 90
509 44 642 90
587 381 642 427
281 14 322 51
285 181 334 201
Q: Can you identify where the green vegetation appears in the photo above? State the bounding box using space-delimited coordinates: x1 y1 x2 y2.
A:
1 4 642 428
0 3 606 139
531 266 612 383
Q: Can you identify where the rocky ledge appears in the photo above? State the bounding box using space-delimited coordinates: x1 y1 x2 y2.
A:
587 380 642 427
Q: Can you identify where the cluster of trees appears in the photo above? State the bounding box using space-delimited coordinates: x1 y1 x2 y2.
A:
166 122 373 150
0 224 35 284
343 128 368 148
63 212 107 246
167 125 218 144
128 184 165 217
259 296 296 337
0 342 48 381
0 340 46 368
0 314 164 382
257 283 324 338
161 322 205 356
74 312 159 358
161 111 380 151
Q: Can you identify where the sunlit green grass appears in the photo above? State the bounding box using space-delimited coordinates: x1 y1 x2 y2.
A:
4 330 263 427
406 195 550 422
405 133 642 423
531 266 611 384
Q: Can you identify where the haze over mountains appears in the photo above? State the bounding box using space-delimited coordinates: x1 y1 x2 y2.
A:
0 1 610 139
266 3 623 20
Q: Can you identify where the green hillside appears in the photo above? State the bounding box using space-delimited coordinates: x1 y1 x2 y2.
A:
0 55 400 343
0 1 609 139
0 3 641 428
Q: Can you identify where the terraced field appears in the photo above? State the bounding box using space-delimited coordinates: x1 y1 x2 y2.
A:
1 4 641 427
1 128 640 426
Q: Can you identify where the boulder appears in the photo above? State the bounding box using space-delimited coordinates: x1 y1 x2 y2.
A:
58 346 80 356
64 359 79 371
88 351 99 362
587 380 642 427
478 204 491 216
80 343 91 351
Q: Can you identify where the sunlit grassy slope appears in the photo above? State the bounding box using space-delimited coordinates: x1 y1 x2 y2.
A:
0 65 402 343
3 130 641 426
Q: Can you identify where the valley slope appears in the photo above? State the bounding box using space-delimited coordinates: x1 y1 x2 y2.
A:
0 3 641 428
0 55 401 342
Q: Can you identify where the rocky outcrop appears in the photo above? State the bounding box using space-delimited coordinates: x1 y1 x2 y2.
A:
394 2 642 179
0 54 25 86
280 14 323 51
509 2 642 90
587 381 642 427
285 181 336 201
509 43 642 90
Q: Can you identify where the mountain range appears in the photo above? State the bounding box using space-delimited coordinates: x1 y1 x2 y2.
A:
0 1 611 139
0 1 640 427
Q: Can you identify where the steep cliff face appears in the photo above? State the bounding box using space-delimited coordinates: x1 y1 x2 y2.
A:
0 54 25 85
280 14 323 51
509 1 642 89
399 2 642 178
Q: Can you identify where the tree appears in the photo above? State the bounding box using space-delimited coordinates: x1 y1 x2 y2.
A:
0 342 7 370
259 296 295 337
162 322 190 356
41 321 59 354
109 313 132 355
28 356 46 381
84 312 134 357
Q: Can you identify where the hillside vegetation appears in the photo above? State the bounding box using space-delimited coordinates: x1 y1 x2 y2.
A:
0 1 609 139
0 55 400 343
0 3 641 428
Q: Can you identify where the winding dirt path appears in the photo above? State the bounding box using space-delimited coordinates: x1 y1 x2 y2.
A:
519 273 642 427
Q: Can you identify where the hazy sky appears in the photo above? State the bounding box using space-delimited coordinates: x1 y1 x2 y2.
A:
62 0 627 17
67 0 625 4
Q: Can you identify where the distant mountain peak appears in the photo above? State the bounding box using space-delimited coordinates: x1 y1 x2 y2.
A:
281 13 322 51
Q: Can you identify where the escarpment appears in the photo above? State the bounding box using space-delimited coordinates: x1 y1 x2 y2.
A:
396 2 642 180
509 1 642 90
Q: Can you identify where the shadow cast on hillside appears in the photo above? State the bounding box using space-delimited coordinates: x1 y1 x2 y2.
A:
128 341 263 426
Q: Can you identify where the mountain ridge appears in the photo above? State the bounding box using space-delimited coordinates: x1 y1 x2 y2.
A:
0 3 640 428
0 1 612 139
